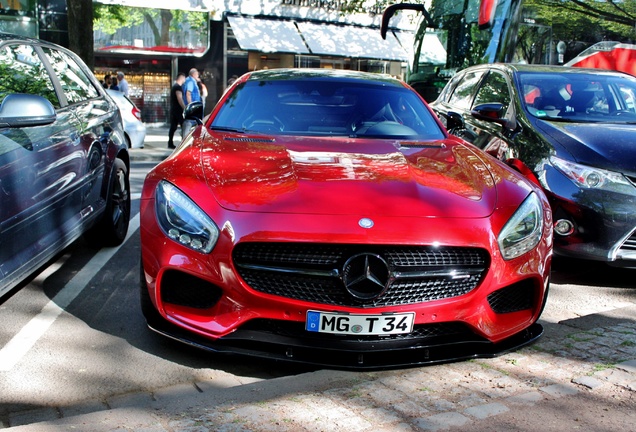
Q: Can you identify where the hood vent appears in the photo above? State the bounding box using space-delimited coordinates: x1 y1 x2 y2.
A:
398 141 447 149
225 137 276 143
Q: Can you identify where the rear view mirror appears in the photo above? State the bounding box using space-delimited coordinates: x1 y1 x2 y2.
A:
0 94 56 128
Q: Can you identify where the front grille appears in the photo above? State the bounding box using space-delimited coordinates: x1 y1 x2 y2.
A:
487 280 535 314
616 231 636 259
233 243 489 308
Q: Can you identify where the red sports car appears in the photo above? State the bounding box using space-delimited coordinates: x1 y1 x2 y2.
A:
139 69 553 369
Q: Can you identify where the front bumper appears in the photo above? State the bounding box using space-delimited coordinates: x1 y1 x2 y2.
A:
543 168 636 263
144 309 544 370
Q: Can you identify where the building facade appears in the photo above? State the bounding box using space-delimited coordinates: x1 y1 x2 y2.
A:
92 0 416 124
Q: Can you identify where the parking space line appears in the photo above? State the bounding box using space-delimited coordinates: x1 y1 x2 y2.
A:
0 214 140 372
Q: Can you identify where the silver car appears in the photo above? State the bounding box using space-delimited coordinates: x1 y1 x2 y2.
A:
107 89 146 149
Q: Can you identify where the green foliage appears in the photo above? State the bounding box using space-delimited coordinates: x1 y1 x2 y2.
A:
93 4 144 35
525 0 636 43
93 4 209 46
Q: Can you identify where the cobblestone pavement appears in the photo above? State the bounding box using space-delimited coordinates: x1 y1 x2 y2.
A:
6 307 636 431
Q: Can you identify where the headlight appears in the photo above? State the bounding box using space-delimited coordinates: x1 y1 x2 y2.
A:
155 181 219 253
498 192 544 260
550 156 635 194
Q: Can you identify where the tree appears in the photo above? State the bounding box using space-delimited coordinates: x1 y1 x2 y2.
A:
66 0 94 68
93 4 208 48
525 0 636 44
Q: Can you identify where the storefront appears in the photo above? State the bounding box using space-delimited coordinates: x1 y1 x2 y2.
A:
93 0 416 124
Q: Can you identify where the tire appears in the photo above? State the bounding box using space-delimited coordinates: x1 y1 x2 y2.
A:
85 158 130 246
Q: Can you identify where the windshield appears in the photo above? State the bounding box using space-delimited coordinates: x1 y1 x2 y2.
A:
519 72 636 123
211 79 446 140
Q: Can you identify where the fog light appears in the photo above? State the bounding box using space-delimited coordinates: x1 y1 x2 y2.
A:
554 219 575 236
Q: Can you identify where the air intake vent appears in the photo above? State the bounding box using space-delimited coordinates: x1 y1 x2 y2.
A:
225 137 275 143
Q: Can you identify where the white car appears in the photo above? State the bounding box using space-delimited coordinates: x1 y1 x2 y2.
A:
107 89 146 149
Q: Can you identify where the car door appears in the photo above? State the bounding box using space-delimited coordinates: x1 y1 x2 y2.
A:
0 42 84 295
40 46 110 215
432 68 485 141
464 70 515 160
434 68 515 160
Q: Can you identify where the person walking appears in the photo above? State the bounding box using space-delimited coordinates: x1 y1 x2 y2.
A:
168 72 186 149
109 76 119 91
116 71 129 96
182 68 203 137
183 68 202 105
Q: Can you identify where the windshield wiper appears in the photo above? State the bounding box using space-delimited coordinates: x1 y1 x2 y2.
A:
209 125 246 133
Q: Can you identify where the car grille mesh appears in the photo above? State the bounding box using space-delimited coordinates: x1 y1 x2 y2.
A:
486 280 535 314
616 231 636 259
233 243 489 308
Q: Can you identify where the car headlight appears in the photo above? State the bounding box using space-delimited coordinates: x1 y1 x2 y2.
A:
155 181 219 253
498 192 544 260
550 156 635 194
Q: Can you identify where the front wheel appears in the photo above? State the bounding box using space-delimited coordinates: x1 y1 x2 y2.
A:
85 158 130 246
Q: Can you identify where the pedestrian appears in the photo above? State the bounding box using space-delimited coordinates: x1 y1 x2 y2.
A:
168 72 186 149
103 73 111 89
182 68 203 137
116 71 129 96
109 76 119 91
183 68 202 105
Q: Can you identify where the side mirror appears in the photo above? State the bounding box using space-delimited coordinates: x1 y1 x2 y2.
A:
445 111 465 131
0 94 56 128
471 103 515 129
184 101 203 125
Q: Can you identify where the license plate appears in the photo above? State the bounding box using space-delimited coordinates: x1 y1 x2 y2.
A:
306 311 415 335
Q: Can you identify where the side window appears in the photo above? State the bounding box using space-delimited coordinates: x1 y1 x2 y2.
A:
0 44 59 108
447 70 485 110
473 72 511 110
618 85 636 112
42 47 98 104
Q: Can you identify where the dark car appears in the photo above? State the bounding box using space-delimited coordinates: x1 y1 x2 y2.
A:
139 69 552 369
0 34 131 300
430 64 636 267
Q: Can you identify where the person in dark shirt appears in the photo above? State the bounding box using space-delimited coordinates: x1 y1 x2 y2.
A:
168 72 186 149
109 76 119 91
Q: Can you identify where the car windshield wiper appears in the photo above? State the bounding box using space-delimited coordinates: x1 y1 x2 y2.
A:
209 125 246 133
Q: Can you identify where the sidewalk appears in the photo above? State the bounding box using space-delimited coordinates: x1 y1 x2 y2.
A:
128 125 174 163
5 305 636 431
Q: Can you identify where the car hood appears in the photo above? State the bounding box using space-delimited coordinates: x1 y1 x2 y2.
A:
199 133 499 217
535 120 636 174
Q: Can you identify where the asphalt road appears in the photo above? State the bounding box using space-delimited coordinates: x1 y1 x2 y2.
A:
0 134 634 429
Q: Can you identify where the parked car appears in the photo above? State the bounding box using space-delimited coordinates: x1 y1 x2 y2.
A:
0 34 131 300
430 64 636 267
139 69 552 369
107 89 146 149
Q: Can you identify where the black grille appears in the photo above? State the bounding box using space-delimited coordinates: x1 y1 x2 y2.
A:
161 270 223 309
487 280 535 314
617 231 636 254
233 243 489 307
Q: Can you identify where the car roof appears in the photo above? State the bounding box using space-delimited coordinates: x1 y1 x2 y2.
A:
464 62 635 78
0 32 82 57
0 32 63 48
245 68 405 87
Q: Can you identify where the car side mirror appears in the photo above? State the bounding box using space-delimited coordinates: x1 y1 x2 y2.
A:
445 111 465 131
0 94 56 128
184 101 203 125
471 103 515 130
